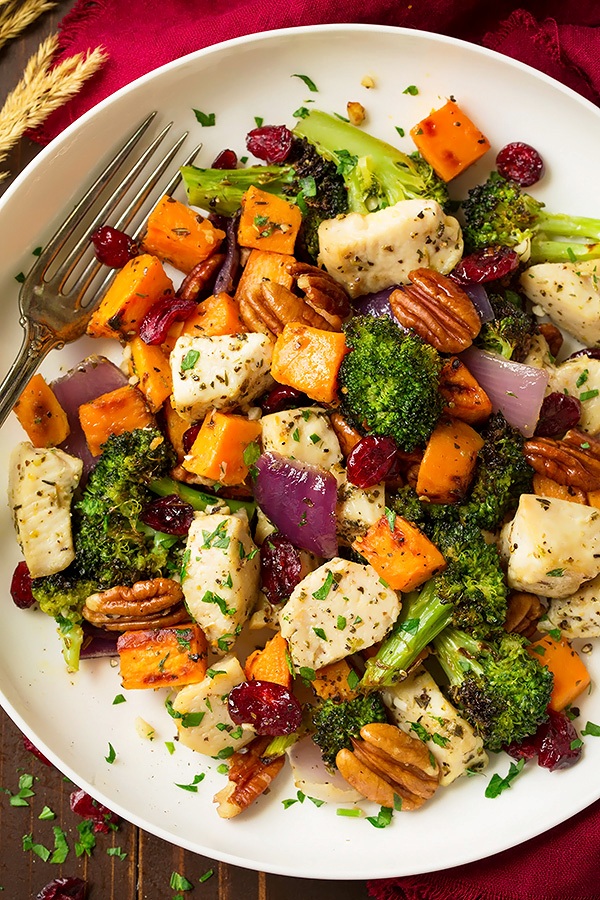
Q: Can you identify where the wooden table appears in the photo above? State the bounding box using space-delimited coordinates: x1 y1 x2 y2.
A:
0 5 370 897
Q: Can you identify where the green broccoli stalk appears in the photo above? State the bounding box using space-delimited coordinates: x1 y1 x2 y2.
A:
360 522 508 691
31 427 179 669
181 135 348 260
432 628 553 752
338 315 444 452
311 693 388 769
462 170 600 263
475 289 535 362
294 109 450 213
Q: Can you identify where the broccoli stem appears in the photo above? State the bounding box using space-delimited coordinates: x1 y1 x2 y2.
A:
181 165 297 215
149 476 255 518
536 211 600 242
432 627 483 686
360 578 453 690
293 109 427 213
530 236 600 264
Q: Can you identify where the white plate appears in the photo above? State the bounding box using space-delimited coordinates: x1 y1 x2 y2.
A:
1 24 600 881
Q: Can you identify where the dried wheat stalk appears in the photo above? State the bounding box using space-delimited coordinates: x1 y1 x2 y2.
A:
0 0 56 51
0 33 107 182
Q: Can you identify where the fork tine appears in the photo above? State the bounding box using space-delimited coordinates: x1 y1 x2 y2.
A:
23 111 158 292
50 122 177 288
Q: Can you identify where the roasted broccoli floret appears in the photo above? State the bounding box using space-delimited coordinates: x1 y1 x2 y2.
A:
312 693 388 768
181 136 348 260
294 109 450 214
433 628 553 752
475 290 535 361
462 170 600 263
31 427 179 669
338 315 444 452
360 521 508 691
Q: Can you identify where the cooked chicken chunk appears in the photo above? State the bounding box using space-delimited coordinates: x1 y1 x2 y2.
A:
261 407 342 469
540 573 600 639
520 260 600 346
317 199 463 298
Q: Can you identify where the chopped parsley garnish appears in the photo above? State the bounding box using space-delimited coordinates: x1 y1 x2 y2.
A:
403 84 419 95
291 73 318 92
181 349 200 371
193 108 216 126
366 805 393 828
170 872 194 891
312 570 335 600
175 774 205 793
105 743 117 764
484 758 525 798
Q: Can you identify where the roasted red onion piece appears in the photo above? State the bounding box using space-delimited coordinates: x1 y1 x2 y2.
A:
254 452 338 557
460 347 549 438
139 296 196 345
353 287 399 322
213 211 241 295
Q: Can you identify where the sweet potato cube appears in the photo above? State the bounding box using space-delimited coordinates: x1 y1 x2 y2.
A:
353 514 446 592
312 659 359 702
164 400 190 462
439 356 492 424
180 291 245 338
117 623 208 690
183 409 262 485
129 335 173 412
142 194 226 274
13 373 70 447
234 248 295 320
271 323 347 404
245 633 292 689
528 635 590 712
410 99 491 182
237 185 302 254
78 384 155 456
416 416 485 504
87 254 174 340
533 474 588 505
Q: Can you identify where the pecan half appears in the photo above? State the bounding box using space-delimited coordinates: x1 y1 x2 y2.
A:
213 736 286 818
524 429 600 492
330 411 362 456
82 578 189 631
536 322 563 359
177 253 226 301
389 268 481 353
336 722 440 810
505 591 545 639
239 262 350 336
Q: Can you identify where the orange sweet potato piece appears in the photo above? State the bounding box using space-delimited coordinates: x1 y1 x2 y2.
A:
78 384 155 456
87 254 174 340
528 635 591 712
180 291 245 338
416 416 485 504
163 401 190 462
142 194 226 274
271 323 347 404
182 409 262 485
533 474 588 505
234 248 295 317
410 99 491 182
13 373 70 447
353 515 446 592
117 623 208 690
129 336 173 412
245 633 292 690
237 185 302 255
312 659 359 702
439 356 493 424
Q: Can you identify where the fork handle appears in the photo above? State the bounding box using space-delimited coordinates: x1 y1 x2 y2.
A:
0 322 60 430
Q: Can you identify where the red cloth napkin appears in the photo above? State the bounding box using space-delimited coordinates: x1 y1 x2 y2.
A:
30 1 600 898
31 0 600 143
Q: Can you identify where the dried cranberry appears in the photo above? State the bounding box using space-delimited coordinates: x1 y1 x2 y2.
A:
496 142 545 187
452 247 520 284
505 733 539 762
346 435 398 488
23 735 52 766
140 495 194 535
246 125 293 164
228 680 302 735
260 385 309 415
567 347 600 362
90 225 137 268
211 148 238 169
70 788 120 833
534 392 581 437
182 423 202 454
260 533 304 604
36 877 87 900
538 709 582 771
11 560 35 609
138 295 196 345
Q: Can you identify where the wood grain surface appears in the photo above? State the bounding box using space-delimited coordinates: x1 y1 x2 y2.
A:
0 4 370 897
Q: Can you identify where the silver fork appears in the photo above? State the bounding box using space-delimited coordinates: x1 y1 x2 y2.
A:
0 112 200 429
